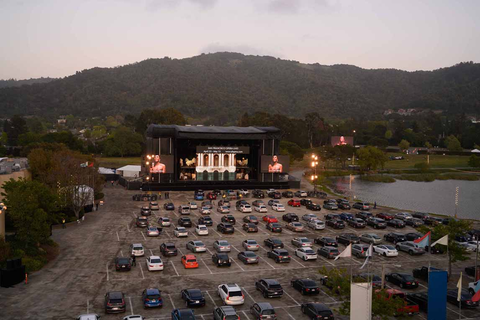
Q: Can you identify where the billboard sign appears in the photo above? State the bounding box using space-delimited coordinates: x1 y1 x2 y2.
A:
428 270 447 320
196 146 250 154
350 282 372 320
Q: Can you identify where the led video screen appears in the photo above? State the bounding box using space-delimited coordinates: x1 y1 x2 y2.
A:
261 155 290 173
147 155 174 174
331 136 354 146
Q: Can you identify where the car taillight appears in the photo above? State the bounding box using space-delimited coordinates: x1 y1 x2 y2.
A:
116 264 120 268
306 288 310 291
107 302 112 306
406 282 411 285
226 294 229 300
466 300 472 304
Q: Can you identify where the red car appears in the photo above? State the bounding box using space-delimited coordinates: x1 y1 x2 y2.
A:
376 212 394 220
181 254 199 269
263 215 279 223
207 192 217 200
287 199 301 207
379 289 419 316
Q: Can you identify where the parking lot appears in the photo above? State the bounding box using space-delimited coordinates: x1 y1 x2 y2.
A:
0 186 479 320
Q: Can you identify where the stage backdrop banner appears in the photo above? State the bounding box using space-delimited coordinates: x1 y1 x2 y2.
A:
428 270 447 320
196 146 250 154
350 282 372 320
261 155 290 173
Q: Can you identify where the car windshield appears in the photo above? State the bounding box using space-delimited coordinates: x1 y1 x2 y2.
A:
229 291 243 297
261 309 275 315
272 239 282 244
330 249 339 253
118 258 129 263
402 275 415 281
151 258 161 263
200 227 207 230
186 259 196 263
293 223 302 226
271 223 281 227
189 291 203 299
245 252 256 257
167 244 175 249
247 241 257 244
303 280 317 287
110 298 123 303
147 294 161 299
305 249 315 254
133 246 143 250
385 245 396 250
300 239 310 242
163 218 170 221
372 235 380 239
219 241 229 245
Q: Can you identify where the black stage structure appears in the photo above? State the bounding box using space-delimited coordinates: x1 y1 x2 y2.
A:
141 125 292 191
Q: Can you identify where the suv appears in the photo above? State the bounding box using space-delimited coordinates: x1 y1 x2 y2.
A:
136 216 148 228
115 257 131 271
104 291 126 314
367 217 387 229
217 223 234 234
252 190 265 198
337 234 360 245
255 278 284 298
179 205 190 215
337 200 351 210
352 244 371 258
264 238 284 249
160 243 178 256
282 190 294 198
288 199 301 207
352 202 370 210
178 217 192 228
212 253 231 267
217 283 244 305
250 302 277 320
198 216 213 226
326 219 345 229
267 249 291 263
214 306 239 320
356 211 373 221
221 215 236 224
283 213 299 222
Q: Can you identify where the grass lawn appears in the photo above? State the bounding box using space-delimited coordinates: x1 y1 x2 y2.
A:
95 157 141 168
383 153 470 169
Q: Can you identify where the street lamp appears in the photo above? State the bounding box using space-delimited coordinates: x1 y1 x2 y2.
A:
311 154 319 191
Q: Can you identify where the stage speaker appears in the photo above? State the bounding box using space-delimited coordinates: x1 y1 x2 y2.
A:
0 265 25 287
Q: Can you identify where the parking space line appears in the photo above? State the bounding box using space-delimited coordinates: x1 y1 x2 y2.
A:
178 248 185 255
236 228 247 236
242 311 252 320
231 245 240 252
87 299 89 313
116 231 120 241
290 256 307 268
170 261 180 276
242 287 256 304
205 291 217 307
168 294 176 309
164 231 172 239
212 228 223 237
282 289 300 306
149 249 154 256
126 224 130 232
259 256 276 269
317 255 335 266
141 232 147 241
128 296 134 315
106 261 109 281
258 245 269 252
281 307 296 320
284 244 297 252
139 262 145 279
121 250 124 256
172 211 179 217
191 232 198 239
202 259 213 274
231 257 245 271
201 315 206 320
206 247 213 254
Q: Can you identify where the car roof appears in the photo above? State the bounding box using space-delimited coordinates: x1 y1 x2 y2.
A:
107 291 123 298
219 306 237 315
184 254 196 259
149 255 161 259
256 302 274 309
146 288 160 295
226 283 241 289
133 243 143 247
262 278 280 285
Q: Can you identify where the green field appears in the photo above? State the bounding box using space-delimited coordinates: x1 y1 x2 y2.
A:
383 153 470 169
95 157 141 168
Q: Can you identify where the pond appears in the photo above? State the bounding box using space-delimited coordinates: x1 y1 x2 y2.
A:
328 175 480 220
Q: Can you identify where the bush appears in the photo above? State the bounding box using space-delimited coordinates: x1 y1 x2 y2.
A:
360 175 396 183
414 162 431 173
23 255 47 273
468 155 480 167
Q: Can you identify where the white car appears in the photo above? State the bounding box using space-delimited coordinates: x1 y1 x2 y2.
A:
149 202 160 211
200 207 211 215
240 204 253 213
123 316 144 320
302 213 318 222
217 206 230 213
187 240 207 253
238 189 250 196
307 219 325 230
254 205 268 213
242 239 260 251
295 247 318 261
189 201 198 210
217 283 245 305
272 203 285 212
296 190 308 197
131 243 144 256
146 256 164 271
195 224 209 236
76 314 100 320
158 217 171 227
468 280 479 296
146 226 160 237
394 212 412 221
373 244 398 257
173 226 188 237
457 241 477 252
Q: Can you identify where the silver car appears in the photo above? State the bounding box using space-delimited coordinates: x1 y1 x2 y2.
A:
158 217 171 227
302 213 318 222
186 240 207 253
213 240 231 252
396 241 426 255
360 233 382 244
307 219 325 230
395 212 412 221
291 237 312 247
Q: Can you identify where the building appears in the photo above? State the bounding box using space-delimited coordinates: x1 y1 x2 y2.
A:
142 125 291 190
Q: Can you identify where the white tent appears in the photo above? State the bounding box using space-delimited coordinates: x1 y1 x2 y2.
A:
471 149 480 153
116 165 141 178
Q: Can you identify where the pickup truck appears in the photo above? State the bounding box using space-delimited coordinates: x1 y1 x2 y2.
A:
412 266 444 282
379 289 420 316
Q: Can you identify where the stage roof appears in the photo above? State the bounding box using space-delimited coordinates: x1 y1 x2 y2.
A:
146 125 281 140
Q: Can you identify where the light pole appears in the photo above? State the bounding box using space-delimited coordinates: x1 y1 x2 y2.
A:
0 202 6 241
311 154 319 191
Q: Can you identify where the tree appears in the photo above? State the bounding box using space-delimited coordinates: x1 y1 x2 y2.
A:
418 219 472 276
357 146 388 171
425 141 433 149
279 141 304 162
384 130 393 140
3 115 28 146
135 108 187 133
445 135 462 152
1 178 59 249
468 155 480 167
103 126 144 157
17 132 42 146
398 139 410 151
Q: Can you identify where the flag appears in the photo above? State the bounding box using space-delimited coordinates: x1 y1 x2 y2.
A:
359 244 373 269
334 244 352 261
457 272 462 301
414 231 431 248
432 235 448 247
472 280 480 302
88 162 94 167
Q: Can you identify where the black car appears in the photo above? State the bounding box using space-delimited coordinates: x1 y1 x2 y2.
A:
326 219 345 229
172 308 195 320
315 237 338 247
252 190 265 198
212 253 231 267
325 213 341 221
282 191 294 198
198 216 213 226
136 216 149 228
405 218 424 228
178 217 193 228
348 218 366 228
266 223 282 233
238 251 259 264
214 306 238 320
255 278 284 298
104 291 126 314
405 232 423 241
306 203 322 211
282 213 299 222
336 233 360 245
465 266 480 277
412 212 429 220
385 273 418 289
447 289 479 308
384 233 407 244
406 292 429 312
217 223 234 234
243 223 258 233
250 302 276 320
115 257 131 271
300 199 313 206
181 289 206 307
301 303 334 320
268 191 282 199
366 217 387 229
387 219 406 228
412 266 444 282
317 246 339 259
160 242 178 256
356 211 373 221
221 215 236 224
264 238 284 249
243 215 259 224
291 279 320 295
424 216 443 226
267 249 291 263
164 202 175 210
355 273 382 287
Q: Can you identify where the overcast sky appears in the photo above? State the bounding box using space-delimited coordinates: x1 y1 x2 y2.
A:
1 0 479 79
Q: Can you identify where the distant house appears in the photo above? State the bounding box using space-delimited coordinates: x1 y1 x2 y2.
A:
57 116 67 125
383 109 394 116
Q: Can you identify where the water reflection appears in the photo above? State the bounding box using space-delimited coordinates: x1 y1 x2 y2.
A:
329 175 480 219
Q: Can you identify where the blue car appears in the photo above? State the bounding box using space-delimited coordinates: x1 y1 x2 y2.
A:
142 288 162 308
172 308 196 320
194 190 204 201
339 212 354 221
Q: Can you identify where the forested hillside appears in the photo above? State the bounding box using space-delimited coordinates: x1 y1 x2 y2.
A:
0 53 479 123
0 77 56 89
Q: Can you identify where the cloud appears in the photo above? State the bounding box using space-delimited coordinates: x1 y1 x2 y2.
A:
267 0 301 14
200 43 283 58
145 0 218 11
262 0 339 15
